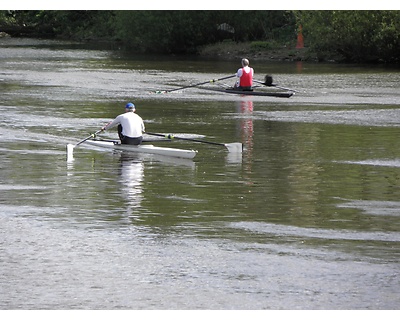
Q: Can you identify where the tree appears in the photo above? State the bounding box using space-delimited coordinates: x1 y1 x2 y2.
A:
300 11 400 63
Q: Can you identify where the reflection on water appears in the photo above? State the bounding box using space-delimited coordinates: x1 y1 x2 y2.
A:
236 98 254 156
236 98 254 177
118 154 144 219
296 61 303 73
1 38 400 310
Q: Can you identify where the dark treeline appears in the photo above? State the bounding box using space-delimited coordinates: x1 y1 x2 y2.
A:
1 10 399 63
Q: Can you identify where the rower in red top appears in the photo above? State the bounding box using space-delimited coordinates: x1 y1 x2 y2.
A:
234 58 254 91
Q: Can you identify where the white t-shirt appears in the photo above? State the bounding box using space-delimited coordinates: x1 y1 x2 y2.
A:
106 112 145 138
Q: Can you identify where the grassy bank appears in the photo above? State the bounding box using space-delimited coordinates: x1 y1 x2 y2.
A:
199 40 336 63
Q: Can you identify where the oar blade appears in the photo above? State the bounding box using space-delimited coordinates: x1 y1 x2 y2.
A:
66 143 74 160
224 142 243 153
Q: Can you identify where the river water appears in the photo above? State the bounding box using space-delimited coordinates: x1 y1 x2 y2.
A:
1 38 399 310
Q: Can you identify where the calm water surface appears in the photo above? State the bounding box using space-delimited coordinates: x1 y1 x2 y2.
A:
1 38 400 310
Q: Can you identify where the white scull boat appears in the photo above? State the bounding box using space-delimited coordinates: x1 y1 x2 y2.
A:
83 139 197 159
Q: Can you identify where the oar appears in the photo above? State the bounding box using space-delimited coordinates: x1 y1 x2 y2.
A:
146 132 242 153
156 74 236 93
254 75 299 92
66 128 104 157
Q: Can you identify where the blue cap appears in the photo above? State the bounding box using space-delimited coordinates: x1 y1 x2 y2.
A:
125 102 135 109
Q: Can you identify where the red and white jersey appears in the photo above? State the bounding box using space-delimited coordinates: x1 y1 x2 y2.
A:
236 66 254 87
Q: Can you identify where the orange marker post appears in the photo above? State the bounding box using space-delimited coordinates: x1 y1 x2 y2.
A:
296 25 304 49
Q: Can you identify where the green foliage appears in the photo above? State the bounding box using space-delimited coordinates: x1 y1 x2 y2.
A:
113 11 295 54
300 10 400 63
250 41 279 50
0 10 116 39
1 10 294 53
115 11 218 54
1 10 399 63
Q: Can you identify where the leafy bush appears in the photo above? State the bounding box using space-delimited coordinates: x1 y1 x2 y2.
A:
301 10 400 63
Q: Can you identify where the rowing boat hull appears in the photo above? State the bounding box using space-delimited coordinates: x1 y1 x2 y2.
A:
84 139 197 159
204 87 294 98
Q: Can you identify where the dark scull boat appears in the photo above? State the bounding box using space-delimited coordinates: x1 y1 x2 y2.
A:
202 87 294 98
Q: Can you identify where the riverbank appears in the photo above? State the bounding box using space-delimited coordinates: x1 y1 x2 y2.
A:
199 41 331 63
0 32 334 63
